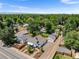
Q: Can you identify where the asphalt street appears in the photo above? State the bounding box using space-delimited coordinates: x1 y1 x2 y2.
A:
0 40 34 59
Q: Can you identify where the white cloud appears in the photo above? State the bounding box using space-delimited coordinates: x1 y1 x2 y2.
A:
61 0 79 4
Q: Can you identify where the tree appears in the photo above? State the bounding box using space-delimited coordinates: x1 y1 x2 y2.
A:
64 31 79 51
45 22 55 34
0 27 17 46
0 16 5 29
28 19 41 36
64 17 77 32
27 45 35 54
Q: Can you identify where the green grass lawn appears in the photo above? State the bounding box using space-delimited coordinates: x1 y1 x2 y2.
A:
53 54 73 59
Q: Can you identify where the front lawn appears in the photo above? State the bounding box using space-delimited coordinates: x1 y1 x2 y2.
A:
53 54 72 59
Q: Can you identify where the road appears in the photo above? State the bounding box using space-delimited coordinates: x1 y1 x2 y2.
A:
0 51 8 59
0 41 34 59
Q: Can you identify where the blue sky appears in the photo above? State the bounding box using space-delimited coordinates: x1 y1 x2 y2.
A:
0 0 79 14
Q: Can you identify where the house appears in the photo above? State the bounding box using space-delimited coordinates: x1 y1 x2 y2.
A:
15 30 28 44
16 31 47 48
57 47 71 56
16 28 57 48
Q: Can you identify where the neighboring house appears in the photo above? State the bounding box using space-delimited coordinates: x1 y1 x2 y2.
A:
48 33 57 43
57 47 71 55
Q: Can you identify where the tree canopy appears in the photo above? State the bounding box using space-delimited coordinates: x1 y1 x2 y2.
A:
0 14 79 48
64 31 79 51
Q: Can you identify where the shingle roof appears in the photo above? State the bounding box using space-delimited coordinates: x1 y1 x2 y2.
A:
16 31 47 47
48 33 57 42
57 47 71 53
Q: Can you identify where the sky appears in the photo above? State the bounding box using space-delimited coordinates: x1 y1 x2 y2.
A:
0 0 79 14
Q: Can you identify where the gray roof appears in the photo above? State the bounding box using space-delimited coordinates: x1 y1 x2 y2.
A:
16 31 47 47
48 33 57 42
57 47 71 53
